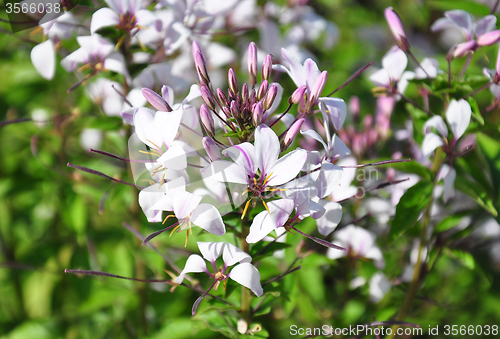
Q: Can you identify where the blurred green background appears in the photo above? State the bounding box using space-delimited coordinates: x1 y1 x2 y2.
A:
2 0 500 338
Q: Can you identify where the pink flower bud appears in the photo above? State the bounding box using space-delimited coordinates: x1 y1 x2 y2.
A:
306 71 327 111
200 104 215 137
257 80 269 101
477 30 500 47
496 44 500 77
282 118 305 151
252 102 263 126
262 54 273 81
242 83 249 102
248 42 258 86
142 88 171 112
349 96 360 116
202 137 221 161
384 7 410 51
264 84 278 110
230 100 239 118
194 52 210 85
452 40 478 58
228 68 238 94
200 85 216 110
288 85 307 105
217 88 229 107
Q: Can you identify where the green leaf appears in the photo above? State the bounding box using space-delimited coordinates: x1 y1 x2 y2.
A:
389 160 433 181
250 242 291 262
435 212 470 232
390 181 434 241
476 133 500 197
454 177 498 217
445 249 476 270
428 0 490 16
467 97 484 125
86 116 124 131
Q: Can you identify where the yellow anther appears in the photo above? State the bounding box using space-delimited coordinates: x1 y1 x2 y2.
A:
184 229 189 247
169 224 180 236
77 63 91 73
263 172 274 185
253 177 258 185
139 150 161 157
162 214 174 224
241 200 251 219
158 173 166 188
242 189 249 195
261 199 270 213
146 139 163 152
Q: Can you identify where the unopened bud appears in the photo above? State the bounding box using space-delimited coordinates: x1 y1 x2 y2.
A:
200 85 216 110
264 84 278 110
248 42 258 86
202 137 221 161
257 80 269 101
200 104 215 137
228 68 238 94
230 100 239 118
477 30 500 47
349 96 360 116
193 41 209 82
282 118 305 151
217 88 229 107
142 88 171 112
262 54 273 81
288 85 307 105
242 83 249 102
451 40 478 59
252 102 263 126
306 71 327 111
384 7 409 52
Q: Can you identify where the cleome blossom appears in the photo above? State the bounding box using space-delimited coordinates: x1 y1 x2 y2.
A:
202 124 308 215
175 241 263 314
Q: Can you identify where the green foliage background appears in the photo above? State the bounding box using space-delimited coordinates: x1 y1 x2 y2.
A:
1 0 500 338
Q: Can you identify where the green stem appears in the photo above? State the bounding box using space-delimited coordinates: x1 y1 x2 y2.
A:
389 148 443 337
240 226 251 326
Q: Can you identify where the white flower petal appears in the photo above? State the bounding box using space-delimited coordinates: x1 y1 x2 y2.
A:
369 69 391 87
31 40 55 80
445 10 474 37
316 200 342 236
154 109 183 147
369 272 391 303
222 143 257 177
475 15 497 37
202 160 248 185
300 129 328 153
197 242 225 265
422 133 444 158
255 124 280 175
319 97 347 130
229 263 263 297
175 254 207 284
191 203 226 236
173 191 202 219
138 183 164 222
223 242 252 267
91 8 120 34
267 149 308 186
316 163 343 198
382 46 408 81
445 99 471 140
157 144 187 171
443 166 456 202
423 115 448 137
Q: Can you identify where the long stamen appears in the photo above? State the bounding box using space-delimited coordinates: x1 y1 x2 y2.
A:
139 150 162 157
263 172 274 186
64 269 167 283
142 221 180 245
341 158 410 168
67 163 143 189
170 224 180 236
90 149 154 163
289 225 346 251
261 199 270 213
241 200 251 219
145 139 163 152
162 214 175 224
158 173 166 188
